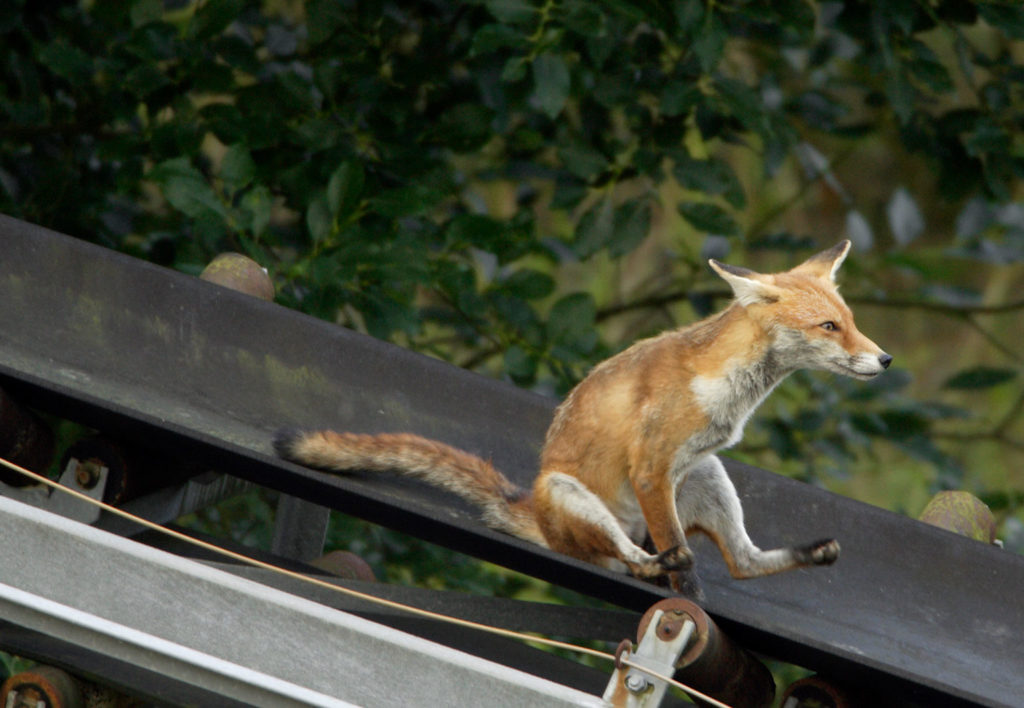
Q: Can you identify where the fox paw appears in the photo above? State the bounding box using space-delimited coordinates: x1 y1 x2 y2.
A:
796 538 840 566
669 570 706 602
629 545 694 579
654 544 695 573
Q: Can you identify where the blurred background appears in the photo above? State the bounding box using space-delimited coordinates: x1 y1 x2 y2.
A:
1 0 1022 673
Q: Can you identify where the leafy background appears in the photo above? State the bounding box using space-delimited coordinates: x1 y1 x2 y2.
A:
3 0 1024 695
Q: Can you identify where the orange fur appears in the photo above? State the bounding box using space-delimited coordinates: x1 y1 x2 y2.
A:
276 241 890 591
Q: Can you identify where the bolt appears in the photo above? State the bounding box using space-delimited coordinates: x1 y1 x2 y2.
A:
74 458 103 489
657 609 690 640
625 672 650 694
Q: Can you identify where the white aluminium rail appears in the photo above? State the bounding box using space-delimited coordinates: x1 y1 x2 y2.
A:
0 581 353 708
0 495 605 707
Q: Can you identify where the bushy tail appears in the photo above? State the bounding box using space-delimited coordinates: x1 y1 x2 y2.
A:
274 429 546 546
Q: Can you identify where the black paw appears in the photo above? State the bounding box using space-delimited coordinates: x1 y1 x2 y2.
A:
670 569 706 602
796 538 840 566
629 545 694 580
655 544 695 572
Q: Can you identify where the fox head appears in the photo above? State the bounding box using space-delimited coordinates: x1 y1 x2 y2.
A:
709 241 892 380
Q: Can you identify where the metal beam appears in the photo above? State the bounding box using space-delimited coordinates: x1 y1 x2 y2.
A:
0 495 603 707
1 216 1022 706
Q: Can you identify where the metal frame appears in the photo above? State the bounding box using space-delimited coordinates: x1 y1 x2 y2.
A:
1 216 1022 706
0 495 604 707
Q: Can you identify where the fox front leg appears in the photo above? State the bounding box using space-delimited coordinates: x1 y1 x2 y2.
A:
676 456 840 578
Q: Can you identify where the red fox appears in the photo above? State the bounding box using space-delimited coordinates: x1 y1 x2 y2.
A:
275 241 891 592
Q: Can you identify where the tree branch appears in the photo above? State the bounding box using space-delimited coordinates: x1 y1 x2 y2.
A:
596 287 1024 322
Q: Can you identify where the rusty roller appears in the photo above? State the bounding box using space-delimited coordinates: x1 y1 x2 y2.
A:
635 597 774 708
779 675 865 708
918 491 998 544
199 252 275 301
1 664 84 708
309 550 377 582
0 386 55 486
58 436 197 506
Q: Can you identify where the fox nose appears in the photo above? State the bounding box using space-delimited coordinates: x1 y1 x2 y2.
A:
879 353 893 369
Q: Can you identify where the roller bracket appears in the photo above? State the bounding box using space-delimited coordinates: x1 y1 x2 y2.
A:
603 608 695 707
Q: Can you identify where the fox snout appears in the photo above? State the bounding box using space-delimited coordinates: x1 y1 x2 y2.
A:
846 349 892 379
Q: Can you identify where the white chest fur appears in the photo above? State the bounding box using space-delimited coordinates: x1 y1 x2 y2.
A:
689 357 786 452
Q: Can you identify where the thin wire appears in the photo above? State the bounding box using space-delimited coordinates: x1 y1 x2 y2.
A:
0 455 731 708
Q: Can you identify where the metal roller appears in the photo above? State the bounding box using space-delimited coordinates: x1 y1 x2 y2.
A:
780 675 865 708
635 597 775 708
1 665 84 708
58 436 197 505
918 491 999 545
199 252 275 301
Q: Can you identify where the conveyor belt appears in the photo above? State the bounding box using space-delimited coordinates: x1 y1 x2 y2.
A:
1 215 1021 706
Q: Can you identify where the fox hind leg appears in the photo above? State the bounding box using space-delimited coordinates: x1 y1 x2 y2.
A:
534 472 693 579
678 456 840 578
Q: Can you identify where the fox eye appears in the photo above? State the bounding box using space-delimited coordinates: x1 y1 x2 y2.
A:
820 321 839 332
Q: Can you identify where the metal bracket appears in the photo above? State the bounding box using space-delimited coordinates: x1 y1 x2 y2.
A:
602 609 695 707
0 457 108 524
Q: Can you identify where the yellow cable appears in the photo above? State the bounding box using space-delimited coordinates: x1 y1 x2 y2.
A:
0 454 730 708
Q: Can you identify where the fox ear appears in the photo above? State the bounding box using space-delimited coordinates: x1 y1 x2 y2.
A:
709 260 780 306
794 240 851 281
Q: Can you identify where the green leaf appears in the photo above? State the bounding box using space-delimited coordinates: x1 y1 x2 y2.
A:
547 292 597 348
498 269 555 299
162 177 228 221
147 157 203 184
660 82 701 117
907 41 954 94
445 214 505 250
38 40 93 82
943 367 1017 390
305 0 350 45
558 144 608 181
674 0 704 35
149 158 227 221
130 0 163 27
574 198 615 257
306 195 332 243
471 24 525 56
327 161 364 219
433 103 495 152
563 2 606 36
370 185 442 218
190 0 244 39
531 52 571 119
672 156 746 209
483 0 536 24
504 345 537 383
123 63 172 99
878 409 931 440
885 69 915 124
215 35 261 74
678 201 739 236
965 118 1010 157
501 56 528 82
609 200 651 256
978 2 1024 40
713 77 768 135
220 144 256 192
241 185 272 237
692 12 725 72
